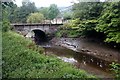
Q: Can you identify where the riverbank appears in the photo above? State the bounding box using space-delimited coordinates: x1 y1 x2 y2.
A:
51 37 120 64
2 31 97 79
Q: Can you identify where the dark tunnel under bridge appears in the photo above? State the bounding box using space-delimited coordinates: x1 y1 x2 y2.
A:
32 29 48 44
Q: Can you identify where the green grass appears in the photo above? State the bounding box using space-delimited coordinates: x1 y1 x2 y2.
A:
2 31 97 79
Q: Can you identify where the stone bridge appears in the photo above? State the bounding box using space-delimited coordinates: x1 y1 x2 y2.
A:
11 23 63 33
11 23 63 43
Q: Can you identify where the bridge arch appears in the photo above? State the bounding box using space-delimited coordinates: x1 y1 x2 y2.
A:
31 29 47 44
31 28 45 32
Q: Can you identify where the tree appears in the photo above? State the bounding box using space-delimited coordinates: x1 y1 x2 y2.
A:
39 7 49 19
63 12 72 20
5 3 17 23
48 4 59 20
72 1 103 20
1 2 15 32
14 0 37 23
69 1 104 36
95 2 120 43
27 12 45 23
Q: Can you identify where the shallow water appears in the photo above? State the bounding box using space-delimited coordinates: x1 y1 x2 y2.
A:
38 38 120 78
43 46 113 78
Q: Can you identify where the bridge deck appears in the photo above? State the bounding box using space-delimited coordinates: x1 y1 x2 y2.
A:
11 23 63 26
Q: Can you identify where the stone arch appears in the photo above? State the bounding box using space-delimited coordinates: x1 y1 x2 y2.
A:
32 29 47 44
31 28 45 32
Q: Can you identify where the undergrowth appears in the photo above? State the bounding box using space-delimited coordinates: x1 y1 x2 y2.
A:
2 31 97 79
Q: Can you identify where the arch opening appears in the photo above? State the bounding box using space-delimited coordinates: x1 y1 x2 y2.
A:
32 29 47 44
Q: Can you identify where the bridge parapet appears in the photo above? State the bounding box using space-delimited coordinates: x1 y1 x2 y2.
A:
11 23 63 36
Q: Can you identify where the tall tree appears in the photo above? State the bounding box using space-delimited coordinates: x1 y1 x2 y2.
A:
72 0 103 20
70 1 104 36
39 7 49 19
14 0 37 23
6 3 17 23
1 1 15 31
48 4 59 20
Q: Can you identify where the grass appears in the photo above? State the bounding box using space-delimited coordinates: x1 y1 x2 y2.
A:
2 31 97 79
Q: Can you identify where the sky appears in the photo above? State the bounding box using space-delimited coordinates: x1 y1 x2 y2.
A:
14 0 106 8
14 0 79 7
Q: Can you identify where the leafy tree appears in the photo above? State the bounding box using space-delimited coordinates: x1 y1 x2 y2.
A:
63 12 72 20
77 20 98 36
64 1 104 37
72 1 103 20
48 4 60 20
27 12 45 23
39 7 49 19
95 2 120 43
14 0 37 23
4 3 17 23
1 2 14 32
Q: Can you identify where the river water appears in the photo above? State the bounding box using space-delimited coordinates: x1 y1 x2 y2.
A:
37 37 120 78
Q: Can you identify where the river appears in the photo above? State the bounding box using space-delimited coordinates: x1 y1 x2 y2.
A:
37 37 120 78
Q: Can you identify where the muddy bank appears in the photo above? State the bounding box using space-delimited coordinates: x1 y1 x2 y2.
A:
51 37 120 63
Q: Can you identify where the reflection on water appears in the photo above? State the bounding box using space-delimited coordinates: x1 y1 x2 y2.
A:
44 46 113 78
57 57 77 63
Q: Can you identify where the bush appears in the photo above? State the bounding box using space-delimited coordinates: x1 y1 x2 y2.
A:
27 12 45 23
56 19 81 38
110 62 120 79
2 20 10 32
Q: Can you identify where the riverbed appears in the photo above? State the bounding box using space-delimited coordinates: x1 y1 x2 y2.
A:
38 37 120 78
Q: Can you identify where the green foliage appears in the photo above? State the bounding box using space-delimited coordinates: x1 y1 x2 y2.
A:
57 18 98 37
39 7 49 19
1 2 12 32
2 20 10 32
27 12 45 23
2 31 97 78
63 12 72 20
14 1 37 23
96 2 120 43
3 2 17 23
78 20 98 36
56 19 80 37
57 2 103 38
110 62 120 79
38 5 60 20
48 4 60 20
1 1 37 23
56 29 80 38
72 2 103 20
60 19 80 30
58 2 120 44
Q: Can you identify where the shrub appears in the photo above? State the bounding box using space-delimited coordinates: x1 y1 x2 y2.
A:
27 12 45 23
2 20 10 32
2 31 97 79
110 62 120 79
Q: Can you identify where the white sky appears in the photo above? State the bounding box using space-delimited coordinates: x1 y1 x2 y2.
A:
14 0 79 7
14 0 106 8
